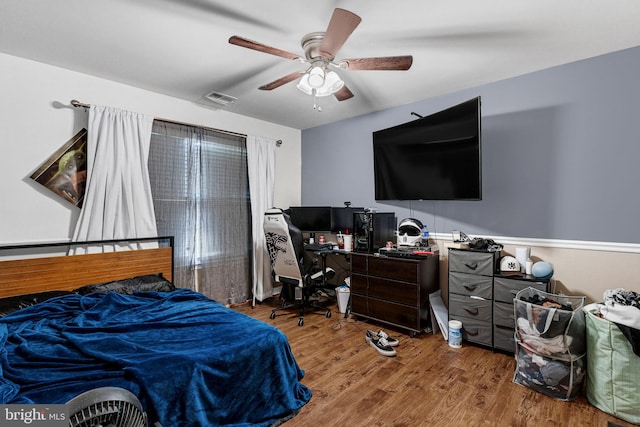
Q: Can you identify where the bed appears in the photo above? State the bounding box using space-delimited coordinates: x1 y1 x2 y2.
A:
0 237 311 426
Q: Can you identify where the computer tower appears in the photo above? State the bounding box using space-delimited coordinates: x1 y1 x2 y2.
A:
352 211 396 253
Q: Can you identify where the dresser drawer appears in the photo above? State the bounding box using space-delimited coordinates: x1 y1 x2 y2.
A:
458 316 492 347
493 300 515 328
350 253 368 274
448 250 495 276
368 298 420 331
449 294 492 322
350 273 368 295
368 256 419 283
351 296 420 332
368 276 417 306
448 271 493 299
494 277 547 303
493 324 516 353
350 294 369 316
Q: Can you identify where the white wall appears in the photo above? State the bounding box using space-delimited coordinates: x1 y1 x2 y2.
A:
0 53 301 244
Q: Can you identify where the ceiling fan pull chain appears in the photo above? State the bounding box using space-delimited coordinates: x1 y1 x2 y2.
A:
312 90 322 112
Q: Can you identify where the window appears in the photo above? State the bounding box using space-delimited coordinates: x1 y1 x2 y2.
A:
148 120 251 304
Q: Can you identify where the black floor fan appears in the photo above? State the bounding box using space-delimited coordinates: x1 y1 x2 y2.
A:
67 387 151 427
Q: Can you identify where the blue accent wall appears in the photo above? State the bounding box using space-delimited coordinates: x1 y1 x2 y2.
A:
301 46 640 244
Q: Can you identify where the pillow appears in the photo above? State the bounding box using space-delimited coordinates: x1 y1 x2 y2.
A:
73 273 175 295
0 290 73 317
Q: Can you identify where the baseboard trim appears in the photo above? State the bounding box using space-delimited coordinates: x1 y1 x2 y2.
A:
431 233 640 254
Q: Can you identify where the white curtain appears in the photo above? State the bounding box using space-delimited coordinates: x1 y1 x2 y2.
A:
247 135 277 304
72 105 157 249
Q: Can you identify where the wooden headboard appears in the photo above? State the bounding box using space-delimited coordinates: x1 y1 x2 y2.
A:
0 237 174 298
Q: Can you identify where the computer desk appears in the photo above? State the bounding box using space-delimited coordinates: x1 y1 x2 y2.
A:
307 247 352 318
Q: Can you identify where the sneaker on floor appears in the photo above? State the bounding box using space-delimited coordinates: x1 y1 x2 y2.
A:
365 329 399 347
366 332 397 357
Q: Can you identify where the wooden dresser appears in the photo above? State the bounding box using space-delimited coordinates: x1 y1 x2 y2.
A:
350 252 439 336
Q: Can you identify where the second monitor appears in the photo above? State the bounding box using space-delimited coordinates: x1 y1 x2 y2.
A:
287 206 332 233
330 207 363 233
288 206 364 234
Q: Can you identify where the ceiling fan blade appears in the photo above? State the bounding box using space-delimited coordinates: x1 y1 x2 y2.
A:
334 85 354 101
258 71 302 90
319 8 362 59
229 35 301 61
339 56 413 71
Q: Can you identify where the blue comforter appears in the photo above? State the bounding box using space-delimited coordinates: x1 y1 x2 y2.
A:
0 289 311 426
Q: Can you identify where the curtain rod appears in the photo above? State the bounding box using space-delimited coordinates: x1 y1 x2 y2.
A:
70 99 90 109
69 99 282 146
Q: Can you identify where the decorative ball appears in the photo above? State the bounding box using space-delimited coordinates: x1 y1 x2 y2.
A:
532 261 553 279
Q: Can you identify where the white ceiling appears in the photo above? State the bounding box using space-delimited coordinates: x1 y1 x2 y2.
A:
2 1 640 130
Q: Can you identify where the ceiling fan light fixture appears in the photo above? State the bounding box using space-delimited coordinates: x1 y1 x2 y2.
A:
307 66 325 88
297 69 344 97
323 71 344 94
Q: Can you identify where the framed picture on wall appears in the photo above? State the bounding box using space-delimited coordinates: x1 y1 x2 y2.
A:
30 128 87 207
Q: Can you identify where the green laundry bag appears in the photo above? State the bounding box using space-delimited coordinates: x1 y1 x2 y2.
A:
584 303 640 424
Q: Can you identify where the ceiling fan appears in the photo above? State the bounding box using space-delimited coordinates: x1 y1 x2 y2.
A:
229 8 413 110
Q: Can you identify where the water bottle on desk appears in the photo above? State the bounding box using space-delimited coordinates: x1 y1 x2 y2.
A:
422 225 429 243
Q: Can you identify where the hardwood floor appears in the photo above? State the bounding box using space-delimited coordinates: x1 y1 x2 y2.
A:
233 298 635 427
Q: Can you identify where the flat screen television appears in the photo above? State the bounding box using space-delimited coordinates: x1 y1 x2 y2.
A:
373 96 482 200
287 206 331 232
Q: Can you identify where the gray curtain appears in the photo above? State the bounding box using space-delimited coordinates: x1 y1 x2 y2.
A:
147 120 251 305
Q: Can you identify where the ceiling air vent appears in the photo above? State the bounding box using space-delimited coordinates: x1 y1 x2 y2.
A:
202 90 238 109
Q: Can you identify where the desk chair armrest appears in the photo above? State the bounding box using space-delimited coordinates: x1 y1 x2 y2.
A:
275 275 303 287
311 267 335 282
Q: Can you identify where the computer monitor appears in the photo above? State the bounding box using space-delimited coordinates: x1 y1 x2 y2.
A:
287 206 331 233
330 207 363 233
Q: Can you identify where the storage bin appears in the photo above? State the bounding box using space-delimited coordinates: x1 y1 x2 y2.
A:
513 339 586 401
584 303 640 424
514 287 586 359
448 271 493 299
448 250 496 276
458 316 492 346
449 293 492 322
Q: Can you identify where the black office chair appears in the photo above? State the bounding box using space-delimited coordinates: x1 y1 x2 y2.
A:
264 208 334 326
